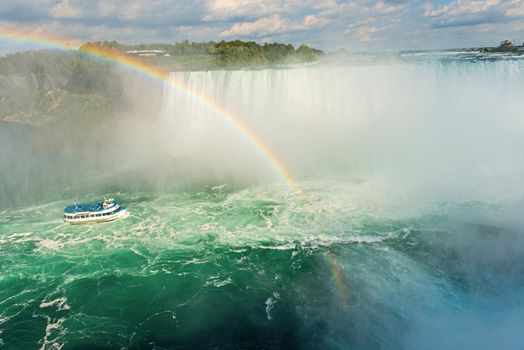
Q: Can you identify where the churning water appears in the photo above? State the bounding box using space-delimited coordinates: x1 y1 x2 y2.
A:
1 53 524 349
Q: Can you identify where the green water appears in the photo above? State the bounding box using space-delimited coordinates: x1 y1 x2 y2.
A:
3 56 524 349
2 180 524 349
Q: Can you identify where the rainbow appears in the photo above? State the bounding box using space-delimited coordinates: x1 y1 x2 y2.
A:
325 253 351 310
1 28 361 305
0 27 302 197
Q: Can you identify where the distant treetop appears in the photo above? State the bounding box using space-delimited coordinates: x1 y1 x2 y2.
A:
79 40 324 67
481 40 519 53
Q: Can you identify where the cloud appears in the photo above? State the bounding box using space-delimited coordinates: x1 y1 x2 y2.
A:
505 0 524 17
1 0 208 28
423 0 501 18
205 0 338 21
219 13 330 37
205 0 282 20
49 0 83 19
1 0 524 52
333 1 409 42
423 0 524 28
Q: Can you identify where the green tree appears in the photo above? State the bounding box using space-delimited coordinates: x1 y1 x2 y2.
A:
499 40 514 51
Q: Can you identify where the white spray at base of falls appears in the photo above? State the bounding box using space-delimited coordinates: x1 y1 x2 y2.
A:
2 57 523 209
159 60 524 204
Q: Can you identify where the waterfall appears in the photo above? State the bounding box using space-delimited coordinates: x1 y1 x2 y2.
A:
2 58 523 207
159 60 524 201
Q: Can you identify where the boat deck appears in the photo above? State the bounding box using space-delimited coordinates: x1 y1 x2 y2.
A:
64 201 117 214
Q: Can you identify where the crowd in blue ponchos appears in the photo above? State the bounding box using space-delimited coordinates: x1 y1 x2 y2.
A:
64 200 119 214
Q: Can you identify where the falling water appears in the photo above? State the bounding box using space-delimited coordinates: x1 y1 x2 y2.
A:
2 53 524 349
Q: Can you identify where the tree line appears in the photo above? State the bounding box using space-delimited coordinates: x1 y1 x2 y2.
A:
79 39 324 66
481 40 523 53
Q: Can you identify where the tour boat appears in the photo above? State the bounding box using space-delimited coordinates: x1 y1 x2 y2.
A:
63 198 128 224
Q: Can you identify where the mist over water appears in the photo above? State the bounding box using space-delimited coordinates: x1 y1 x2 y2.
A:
2 55 524 349
160 60 524 207
3 57 524 207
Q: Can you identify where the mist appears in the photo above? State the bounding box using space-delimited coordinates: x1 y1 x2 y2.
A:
2 52 524 349
157 60 524 205
2 57 524 210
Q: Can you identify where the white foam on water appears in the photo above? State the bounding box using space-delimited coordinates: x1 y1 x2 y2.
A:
39 239 64 250
38 316 65 350
205 276 233 288
39 297 70 311
0 179 426 259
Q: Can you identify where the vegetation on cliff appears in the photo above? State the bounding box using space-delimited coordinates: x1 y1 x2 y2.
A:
79 39 324 69
1 40 323 126
4 37 522 128
0 50 123 126
481 40 520 53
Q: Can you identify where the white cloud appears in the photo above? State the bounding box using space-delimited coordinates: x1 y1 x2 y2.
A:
205 0 281 20
49 0 82 19
505 0 524 17
220 14 286 36
423 0 524 28
204 0 337 21
337 1 408 43
219 13 330 37
1 0 524 52
424 0 501 18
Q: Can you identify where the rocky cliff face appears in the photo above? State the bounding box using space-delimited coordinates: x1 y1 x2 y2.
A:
0 49 161 127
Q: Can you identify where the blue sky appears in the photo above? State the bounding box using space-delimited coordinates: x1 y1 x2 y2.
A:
1 0 524 52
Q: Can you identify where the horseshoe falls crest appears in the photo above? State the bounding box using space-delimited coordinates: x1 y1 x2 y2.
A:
2 55 524 349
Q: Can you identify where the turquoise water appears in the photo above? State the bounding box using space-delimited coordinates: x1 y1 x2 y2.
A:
2 182 524 349
2 54 524 349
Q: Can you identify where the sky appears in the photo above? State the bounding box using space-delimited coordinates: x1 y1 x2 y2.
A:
1 0 524 52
